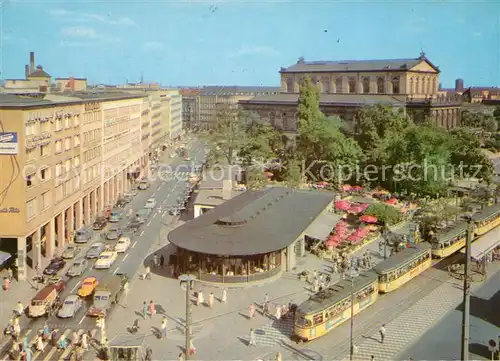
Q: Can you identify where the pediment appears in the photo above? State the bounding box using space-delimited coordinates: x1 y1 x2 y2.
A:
409 60 439 73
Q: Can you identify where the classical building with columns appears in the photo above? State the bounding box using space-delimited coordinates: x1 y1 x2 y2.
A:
0 92 151 280
239 53 462 133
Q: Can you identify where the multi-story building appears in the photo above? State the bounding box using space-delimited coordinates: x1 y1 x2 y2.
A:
165 90 183 141
180 89 200 130
0 92 150 280
2 52 52 95
197 86 281 129
239 53 463 133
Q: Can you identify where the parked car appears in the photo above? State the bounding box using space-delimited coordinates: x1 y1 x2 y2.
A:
66 259 88 277
92 217 108 230
109 208 124 223
62 245 81 259
57 294 83 318
86 243 105 259
114 237 131 253
43 257 66 275
124 190 137 197
115 198 128 208
144 198 157 209
77 277 99 297
123 194 134 203
94 251 118 269
74 227 93 244
105 227 122 240
138 181 149 190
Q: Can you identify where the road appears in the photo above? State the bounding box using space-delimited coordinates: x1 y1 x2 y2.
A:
397 270 500 360
0 137 207 361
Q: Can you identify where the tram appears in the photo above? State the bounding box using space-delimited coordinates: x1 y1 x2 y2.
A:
374 243 432 293
473 203 500 236
294 272 378 341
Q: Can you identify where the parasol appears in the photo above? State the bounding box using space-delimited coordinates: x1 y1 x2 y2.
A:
317 181 329 187
349 205 364 214
385 198 398 205
352 185 363 191
335 200 351 210
360 215 378 224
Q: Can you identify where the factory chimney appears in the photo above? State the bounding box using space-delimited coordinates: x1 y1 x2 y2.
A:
25 65 29 78
29 52 35 74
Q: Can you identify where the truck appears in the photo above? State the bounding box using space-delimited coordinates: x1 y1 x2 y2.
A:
87 275 126 317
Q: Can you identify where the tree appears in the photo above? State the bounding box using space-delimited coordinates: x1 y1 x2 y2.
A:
364 203 403 226
245 167 268 190
493 106 500 119
483 116 498 132
284 158 303 188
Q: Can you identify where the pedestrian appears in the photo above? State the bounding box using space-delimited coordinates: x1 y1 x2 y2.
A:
22 336 29 351
263 293 269 308
148 301 156 318
160 254 165 268
379 324 386 343
13 322 20 341
24 347 32 361
248 328 257 346
221 289 227 303
160 317 168 340
188 340 196 355
275 305 282 320
153 254 159 267
72 331 79 346
36 335 44 352
3 277 10 291
276 352 283 361
142 301 148 319
50 329 58 347
197 290 204 306
81 332 88 350
144 265 151 280
7 268 13 281
208 292 214 308
313 278 320 293
263 300 269 316
15 301 24 317
248 304 255 319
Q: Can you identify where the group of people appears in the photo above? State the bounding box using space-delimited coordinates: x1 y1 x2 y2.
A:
195 288 227 308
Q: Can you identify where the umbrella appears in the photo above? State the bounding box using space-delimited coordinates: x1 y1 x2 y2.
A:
352 185 363 191
349 205 364 214
317 181 329 187
347 234 361 242
342 184 352 191
335 201 351 210
385 198 398 205
360 215 378 224
263 172 273 178
327 234 341 243
325 239 337 247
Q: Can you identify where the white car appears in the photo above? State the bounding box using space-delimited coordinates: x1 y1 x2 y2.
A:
114 237 131 253
94 251 118 269
144 198 157 209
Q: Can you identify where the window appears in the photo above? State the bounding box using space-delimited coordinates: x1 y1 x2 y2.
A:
415 77 420 94
41 191 50 210
41 121 50 133
64 180 72 196
55 140 62 153
64 137 71 151
73 156 80 168
64 116 71 129
56 118 62 131
335 78 342 93
26 173 34 187
348 78 356 93
26 122 37 136
40 168 49 181
55 185 63 202
74 135 80 147
26 198 36 219
74 115 80 127
322 79 331 93
392 77 400 94
363 78 370 93
65 159 71 172
377 77 385 94
40 144 50 157
286 78 294 93
26 148 37 161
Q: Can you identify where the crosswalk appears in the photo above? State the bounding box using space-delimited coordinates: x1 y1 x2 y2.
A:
248 316 295 347
158 171 193 181
0 328 97 361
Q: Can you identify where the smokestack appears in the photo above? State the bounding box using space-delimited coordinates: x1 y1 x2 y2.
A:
222 180 232 200
29 52 35 74
25 65 29 78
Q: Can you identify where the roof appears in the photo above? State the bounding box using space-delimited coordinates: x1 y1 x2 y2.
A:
199 86 281 96
108 334 146 348
0 94 53 105
29 69 51 78
461 225 500 260
472 203 500 222
168 187 333 256
281 55 440 73
180 88 201 96
297 271 378 314
33 284 57 300
239 93 407 107
373 243 431 274
434 222 467 243
194 188 240 207
54 78 87 81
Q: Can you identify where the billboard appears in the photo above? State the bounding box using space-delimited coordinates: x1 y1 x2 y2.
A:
0 132 19 155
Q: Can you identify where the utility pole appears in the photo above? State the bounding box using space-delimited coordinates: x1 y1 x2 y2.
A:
349 260 359 361
461 216 473 361
180 274 195 360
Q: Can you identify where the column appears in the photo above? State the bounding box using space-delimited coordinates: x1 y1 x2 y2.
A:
57 212 65 248
66 206 74 244
75 200 83 229
46 218 56 259
91 190 98 218
104 182 109 206
16 237 27 281
33 228 42 270
83 195 91 225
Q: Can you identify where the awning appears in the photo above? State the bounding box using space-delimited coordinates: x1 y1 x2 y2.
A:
305 212 338 241
461 226 500 260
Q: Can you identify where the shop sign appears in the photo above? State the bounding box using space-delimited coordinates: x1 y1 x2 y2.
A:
0 132 18 155
0 207 20 213
25 132 52 148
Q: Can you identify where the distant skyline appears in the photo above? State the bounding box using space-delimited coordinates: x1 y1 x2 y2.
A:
1 0 499 88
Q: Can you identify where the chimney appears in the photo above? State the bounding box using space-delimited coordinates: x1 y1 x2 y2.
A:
29 52 35 74
222 179 232 200
25 65 29 78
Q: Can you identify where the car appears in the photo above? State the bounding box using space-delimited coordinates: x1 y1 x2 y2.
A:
92 217 108 230
86 243 105 259
57 295 83 318
61 244 81 259
74 227 93 244
123 195 134 203
169 153 176 158
115 198 128 208
94 251 118 269
114 237 131 253
124 190 137 198
128 219 141 231
169 208 181 216
77 277 99 297
66 259 88 277
43 257 66 275
105 227 122 240
136 209 151 224
144 198 157 209
138 181 149 190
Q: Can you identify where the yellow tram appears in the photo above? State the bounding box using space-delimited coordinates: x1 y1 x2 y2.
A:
294 272 379 341
431 222 467 258
374 243 432 293
473 203 500 236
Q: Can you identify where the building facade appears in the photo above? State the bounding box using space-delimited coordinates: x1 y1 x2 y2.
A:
180 89 200 130
165 90 183 141
0 92 151 280
240 53 462 132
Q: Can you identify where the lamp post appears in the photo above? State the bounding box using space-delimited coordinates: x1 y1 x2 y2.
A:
179 274 196 360
348 260 359 361
461 215 474 361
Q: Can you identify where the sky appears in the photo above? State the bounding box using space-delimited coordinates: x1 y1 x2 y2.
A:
0 0 499 88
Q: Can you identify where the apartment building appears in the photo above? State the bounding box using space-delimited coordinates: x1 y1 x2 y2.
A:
0 92 150 280
180 89 200 130
165 90 183 141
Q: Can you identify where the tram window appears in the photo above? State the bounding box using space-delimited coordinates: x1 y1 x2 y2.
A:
313 313 324 325
296 316 312 327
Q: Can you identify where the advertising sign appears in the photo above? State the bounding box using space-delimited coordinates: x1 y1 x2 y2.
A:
0 132 18 155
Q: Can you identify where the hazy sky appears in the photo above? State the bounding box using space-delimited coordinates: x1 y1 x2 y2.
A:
1 0 499 87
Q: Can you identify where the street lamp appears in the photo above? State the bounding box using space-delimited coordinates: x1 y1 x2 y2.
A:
348 260 359 361
179 274 196 360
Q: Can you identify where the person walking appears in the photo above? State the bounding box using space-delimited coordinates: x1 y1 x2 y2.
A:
3 277 10 291
148 301 156 318
197 290 204 306
160 317 168 340
142 301 148 319
35 335 44 352
160 254 165 268
379 324 386 344
275 305 282 320
248 328 257 346
153 254 159 268
72 331 79 346
208 292 214 309
248 304 255 319
15 301 24 317
221 289 227 303
24 347 32 361
80 332 88 350
12 322 20 342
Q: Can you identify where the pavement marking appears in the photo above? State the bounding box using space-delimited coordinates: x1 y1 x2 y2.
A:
146 221 152 227
58 329 85 361
132 241 137 248
139 230 145 236
153 213 158 219
113 267 118 275
70 281 81 293
78 314 86 325
122 254 129 262
42 329 72 361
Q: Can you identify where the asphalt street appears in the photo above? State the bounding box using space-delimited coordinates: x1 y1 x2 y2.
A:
0 137 207 360
397 270 500 360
